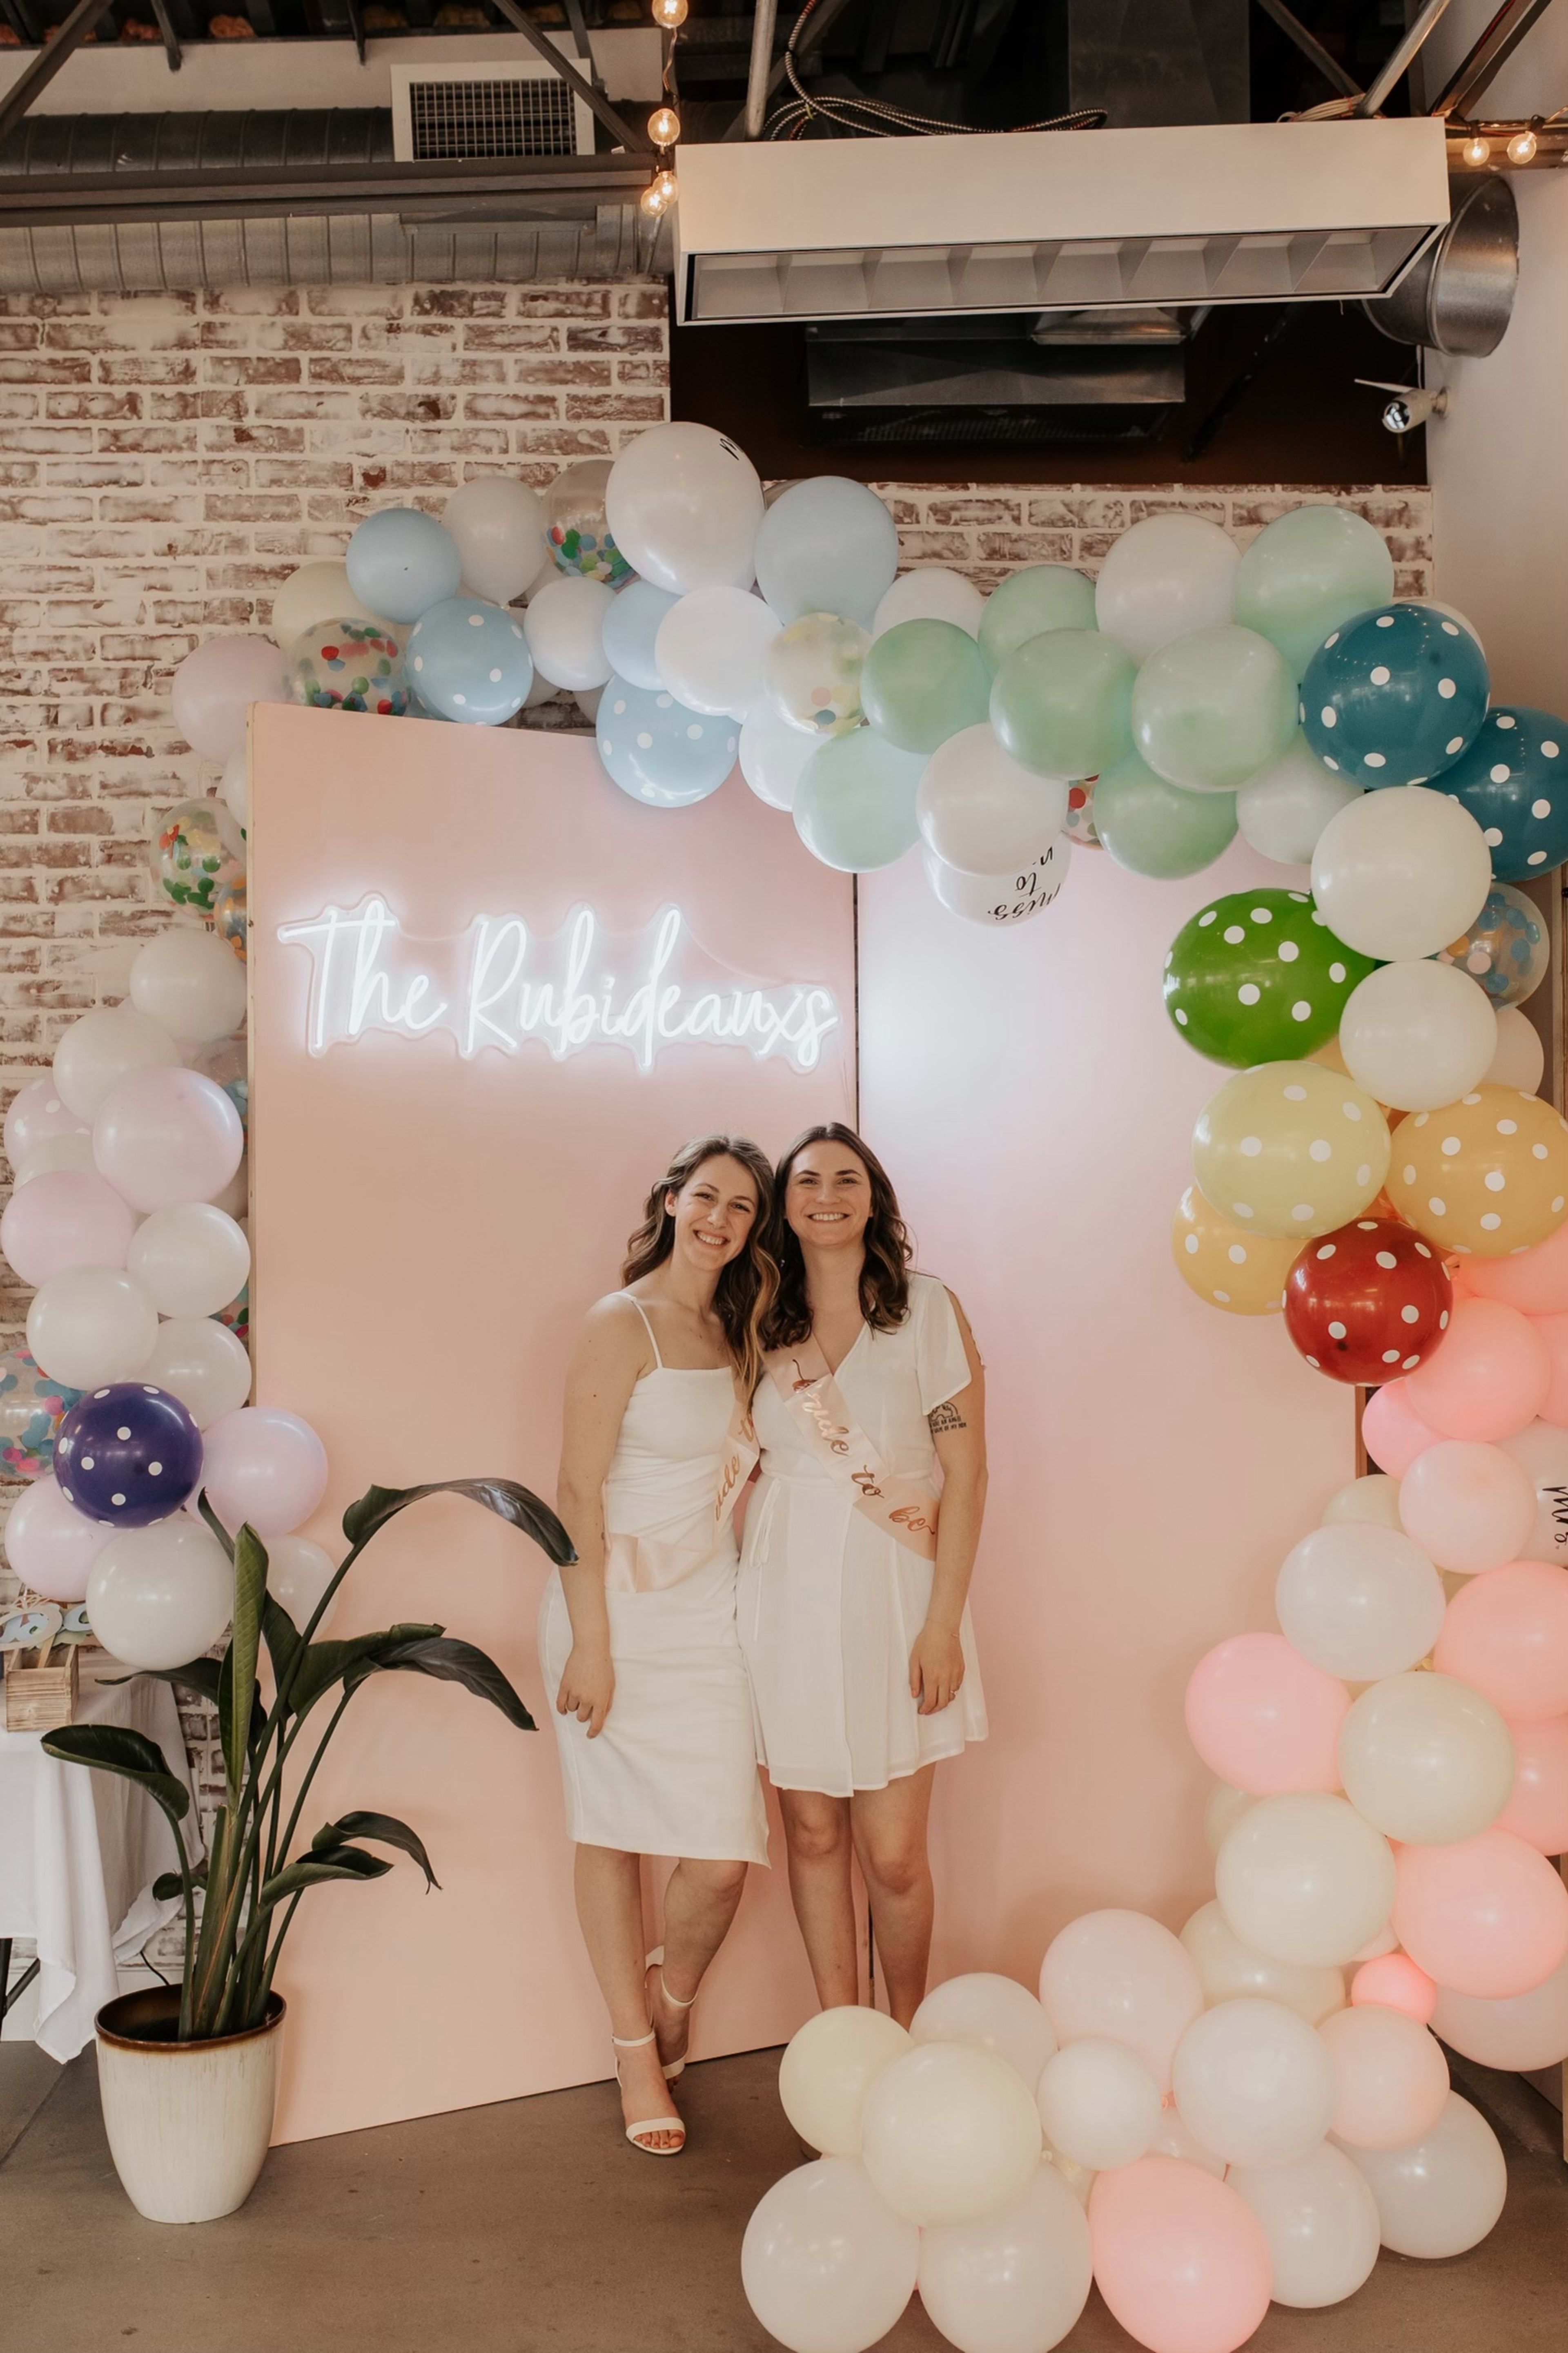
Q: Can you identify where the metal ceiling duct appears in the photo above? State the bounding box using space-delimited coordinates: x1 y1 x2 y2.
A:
1362 171 1519 357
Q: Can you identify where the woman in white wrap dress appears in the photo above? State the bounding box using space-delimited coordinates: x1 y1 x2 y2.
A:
542 1134 775 2156
739 1123 987 2027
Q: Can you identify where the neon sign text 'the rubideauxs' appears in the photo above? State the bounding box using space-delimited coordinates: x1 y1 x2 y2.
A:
275 898 841 1073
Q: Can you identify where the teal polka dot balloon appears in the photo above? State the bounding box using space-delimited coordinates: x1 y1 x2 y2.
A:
1428 706 1568 880
1299 603 1488 786
1163 887 1379 1066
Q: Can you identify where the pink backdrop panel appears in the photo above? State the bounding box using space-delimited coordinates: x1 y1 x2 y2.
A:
857 833 1357 1990
248 705 855 2144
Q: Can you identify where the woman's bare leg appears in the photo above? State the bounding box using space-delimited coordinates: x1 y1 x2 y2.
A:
851 1767 936 2027
779 1788 862 2010
650 1856 750 2072
572 1843 680 2147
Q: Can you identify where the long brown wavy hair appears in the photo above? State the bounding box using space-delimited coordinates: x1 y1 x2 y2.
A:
760 1123 912 1352
622 1134 779 1395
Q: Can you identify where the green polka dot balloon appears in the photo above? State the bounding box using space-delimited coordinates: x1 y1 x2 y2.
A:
1163 886 1378 1066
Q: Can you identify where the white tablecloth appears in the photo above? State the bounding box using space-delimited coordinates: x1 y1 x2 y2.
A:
0 1654 205 2061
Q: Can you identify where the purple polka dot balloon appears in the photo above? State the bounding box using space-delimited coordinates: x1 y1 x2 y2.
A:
54 1382 204 1528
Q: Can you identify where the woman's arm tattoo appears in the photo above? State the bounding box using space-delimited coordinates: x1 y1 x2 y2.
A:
928 1400 967 1434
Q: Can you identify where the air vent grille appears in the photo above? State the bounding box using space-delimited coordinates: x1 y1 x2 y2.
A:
406 76 578 161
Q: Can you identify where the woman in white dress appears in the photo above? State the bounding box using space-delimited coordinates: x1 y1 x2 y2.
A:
541 1134 776 2155
739 1122 988 2027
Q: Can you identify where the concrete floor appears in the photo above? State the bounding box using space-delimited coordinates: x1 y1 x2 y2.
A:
2 2043 1565 2353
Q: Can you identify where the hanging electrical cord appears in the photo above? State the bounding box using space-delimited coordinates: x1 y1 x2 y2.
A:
765 0 1107 141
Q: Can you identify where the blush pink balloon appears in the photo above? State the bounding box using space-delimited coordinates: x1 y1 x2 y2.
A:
1529 1311 1568 1427
0 1169 136 1286
4 1077 89 1170
3 1472 114 1603
171 633 287 761
200 1405 328 1538
1405 1297 1551 1444
1183 1632 1349 1795
1393 1828 1568 1998
1089 2158 1272 2353
1396 1441 1538 1574
1351 1953 1437 2023
1361 1379 1441 1476
1434 1559 1568 1717
1496 1716 1568 1855
1462 1216 1568 1316
92 1066 243 1214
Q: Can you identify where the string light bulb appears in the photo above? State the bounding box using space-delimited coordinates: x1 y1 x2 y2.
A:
650 0 687 27
639 167 679 219
1461 132 1490 165
648 105 681 148
1507 126 1538 164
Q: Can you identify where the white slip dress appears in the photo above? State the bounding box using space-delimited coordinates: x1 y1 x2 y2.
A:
737 1272 989 1797
538 1298 769 1865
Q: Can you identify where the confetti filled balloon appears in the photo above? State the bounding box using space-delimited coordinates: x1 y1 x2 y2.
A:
595 676 737 809
545 457 633 586
1094 751 1237 881
1232 503 1397 681
54 1381 203 1528
1131 623 1299 793
1300 604 1489 786
1062 779 1100 847
0 1349 83 1481
1434 882 1549 1007
283 619 409 715
148 799 244 918
1283 1217 1452 1382
1172 1186 1295 1314
1164 888 1376 1067
212 874 247 963
764 613 869 736
1193 1060 1391 1241
1385 1086 1568 1257
1430 707 1568 880
989 629 1135 780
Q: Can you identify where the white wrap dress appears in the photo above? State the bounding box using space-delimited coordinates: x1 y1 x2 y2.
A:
538 1302 769 1865
738 1272 988 1796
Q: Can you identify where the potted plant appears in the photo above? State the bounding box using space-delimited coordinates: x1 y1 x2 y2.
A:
44 1475 572 2225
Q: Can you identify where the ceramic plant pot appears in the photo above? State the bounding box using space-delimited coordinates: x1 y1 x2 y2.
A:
94 1986 285 2224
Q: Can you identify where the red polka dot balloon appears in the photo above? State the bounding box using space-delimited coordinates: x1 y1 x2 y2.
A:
1285 1217 1453 1383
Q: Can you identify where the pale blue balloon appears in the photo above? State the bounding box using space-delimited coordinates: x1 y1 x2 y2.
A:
793 727 923 872
754 479 900 629
596 675 737 809
345 507 462 625
601 580 679 691
405 597 534 725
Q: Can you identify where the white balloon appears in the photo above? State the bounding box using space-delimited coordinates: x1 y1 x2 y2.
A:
1499 1420 1568 1569
212 1151 249 1222
862 2044 1042 2227
1038 1909 1203 2090
1339 959 1497 1112
918 2163 1091 2353
263 1532 339 1630
1275 1521 1446 1681
873 567 985 641
1216 1792 1396 1967
26 1265 157 1389
1310 785 1493 963
442 477 550 605
911 1973 1056 2091
1171 1997 1335 2170
917 727 1071 876
742 2159 919 2353
739 699 819 812
1337 1671 1515 1846
87 1516 233 1671
127 1203 250 1321
924 839 1069 929
53 1006 181 1123
270 560 385 649
1341 2092 1507 2258
1203 1780 1256 1858
1485 1004 1546 1093
778 2006 911 2158
1146 2107 1229 2178
1180 1901 1345 2025
15 1132 98 1185
654 586 779 719
138 1316 252 1429
1321 1473 1403 1530
605 422 764 595
1235 735 1361 865
1035 2037 1159 2172
522 575 615 691
1229 2143 1381 2308
220 747 248 831
129 930 247 1048
1094 515 1239 661
1430 1949 1568 2071
1318 2003 1450 2149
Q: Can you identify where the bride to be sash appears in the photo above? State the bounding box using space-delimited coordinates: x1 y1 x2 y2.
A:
764 1337 939 1560
606 1392 759 1596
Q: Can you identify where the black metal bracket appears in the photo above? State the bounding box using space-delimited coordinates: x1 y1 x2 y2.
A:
149 0 183 74
486 0 653 154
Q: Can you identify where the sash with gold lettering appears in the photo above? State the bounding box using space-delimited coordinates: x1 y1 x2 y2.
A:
763 1338 939 1559
605 1392 759 1595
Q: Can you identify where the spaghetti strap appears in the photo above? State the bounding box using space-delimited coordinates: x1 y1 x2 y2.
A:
626 1293 663 1369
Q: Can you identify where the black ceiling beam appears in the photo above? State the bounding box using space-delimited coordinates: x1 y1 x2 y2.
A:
0 0 121 144
486 0 653 153
1430 0 1558 117
1252 0 1363 99
149 0 182 72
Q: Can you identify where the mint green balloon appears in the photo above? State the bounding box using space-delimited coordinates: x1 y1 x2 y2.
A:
860 618 991 755
794 727 924 872
1234 505 1396 680
989 629 1134 781
978 564 1097 671
1131 623 1298 793
1093 750 1238 879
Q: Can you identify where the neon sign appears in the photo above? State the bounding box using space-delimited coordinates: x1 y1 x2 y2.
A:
275 898 841 1074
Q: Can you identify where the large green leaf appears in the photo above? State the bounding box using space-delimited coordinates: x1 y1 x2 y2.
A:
262 1593 301 1689
220 1524 269 1795
102 1658 223 1707
153 1862 207 1902
341 1478 575 1566
42 1725 190 1822
196 1490 235 1561
255 1844 392 1914
344 1633 535 1730
312 1811 439 1890
283 1623 444 1720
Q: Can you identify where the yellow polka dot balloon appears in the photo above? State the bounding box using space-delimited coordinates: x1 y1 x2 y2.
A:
1172 1185 1296 1313
1385 1084 1568 1256
1193 1059 1392 1240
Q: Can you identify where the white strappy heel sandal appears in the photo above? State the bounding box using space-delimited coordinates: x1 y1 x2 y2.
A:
646 1945 697 2082
612 2027 686 2156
